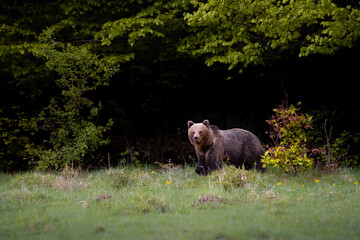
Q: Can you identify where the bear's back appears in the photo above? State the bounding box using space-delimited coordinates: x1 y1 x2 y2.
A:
210 125 254 143
212 126 264 167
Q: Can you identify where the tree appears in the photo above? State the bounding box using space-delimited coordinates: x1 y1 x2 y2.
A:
0 0 134 170
95 0 198 162
180 0 360 71
28 40 118 170
0 0 198 168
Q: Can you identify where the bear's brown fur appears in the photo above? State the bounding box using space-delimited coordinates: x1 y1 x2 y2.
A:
187 119 265 175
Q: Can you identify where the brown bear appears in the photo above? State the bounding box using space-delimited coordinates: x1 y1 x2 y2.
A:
187 119 265 175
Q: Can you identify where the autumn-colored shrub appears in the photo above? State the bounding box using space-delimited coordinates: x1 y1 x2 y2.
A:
262 102 313 173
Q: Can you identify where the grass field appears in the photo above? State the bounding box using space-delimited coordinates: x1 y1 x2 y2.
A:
1 165 360 240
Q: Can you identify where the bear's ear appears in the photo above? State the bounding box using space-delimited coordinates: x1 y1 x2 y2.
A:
202 119 210 127
187 120 194 129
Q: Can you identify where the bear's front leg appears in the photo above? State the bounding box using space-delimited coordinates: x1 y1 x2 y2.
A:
205 150 223 174
195 154 208 175
195 164 207 175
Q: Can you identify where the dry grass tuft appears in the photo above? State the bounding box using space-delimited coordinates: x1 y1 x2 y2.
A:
193 194 228 206
52 167 91 190
96 195 112 201
264 189 277 201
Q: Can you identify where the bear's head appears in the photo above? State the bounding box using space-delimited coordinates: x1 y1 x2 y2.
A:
187 120 212 149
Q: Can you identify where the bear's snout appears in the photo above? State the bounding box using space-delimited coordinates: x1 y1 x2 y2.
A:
193 136 200 143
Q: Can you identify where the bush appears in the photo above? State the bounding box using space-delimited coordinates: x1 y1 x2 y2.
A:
28 41 116 170
310 109 360 170
109 170 133 188
208 165 259 191
262 101 313 173
0 107 32 171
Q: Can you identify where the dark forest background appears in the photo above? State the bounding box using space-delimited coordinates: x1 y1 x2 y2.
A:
1 0 360 171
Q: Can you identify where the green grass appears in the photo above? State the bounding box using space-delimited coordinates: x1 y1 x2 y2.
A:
1 165 360 240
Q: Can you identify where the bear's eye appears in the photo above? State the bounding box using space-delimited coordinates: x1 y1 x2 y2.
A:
199 131 202 134
192 131 195 135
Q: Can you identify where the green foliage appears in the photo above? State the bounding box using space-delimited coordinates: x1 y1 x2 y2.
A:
0 1 136 170
310 108 360 169
108 168 154 189
180 0 360 71
120 147 140 166
0 107 31 171
95 0 191 47
3 0 360 75
108 169 134 188
262 102 313 173
324 130 359 167
28 40 116 170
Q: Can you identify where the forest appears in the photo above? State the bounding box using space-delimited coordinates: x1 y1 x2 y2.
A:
1 0 360 171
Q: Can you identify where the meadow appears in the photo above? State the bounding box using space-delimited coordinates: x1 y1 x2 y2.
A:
1 165 359 240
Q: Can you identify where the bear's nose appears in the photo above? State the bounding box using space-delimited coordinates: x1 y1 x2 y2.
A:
194 136 199 142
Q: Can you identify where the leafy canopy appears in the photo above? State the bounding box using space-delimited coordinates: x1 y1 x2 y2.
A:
180 0 360 71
